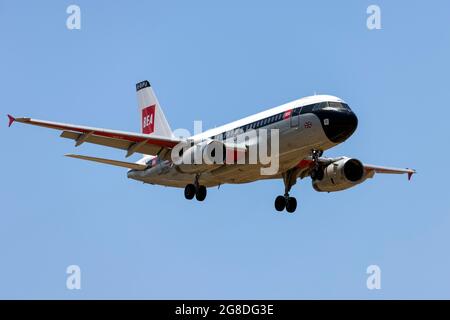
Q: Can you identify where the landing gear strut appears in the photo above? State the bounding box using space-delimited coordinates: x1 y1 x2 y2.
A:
274 168 300 213
310 149 324 181
184 174 207 201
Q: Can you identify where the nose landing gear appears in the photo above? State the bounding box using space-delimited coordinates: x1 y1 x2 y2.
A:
310 149 324 181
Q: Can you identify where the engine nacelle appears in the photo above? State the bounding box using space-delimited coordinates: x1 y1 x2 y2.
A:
173 140 225 173
172 138 248 174
312 157 368 192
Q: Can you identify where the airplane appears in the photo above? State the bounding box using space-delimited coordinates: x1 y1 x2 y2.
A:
7 80 415 213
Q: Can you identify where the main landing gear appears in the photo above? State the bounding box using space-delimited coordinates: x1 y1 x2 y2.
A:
275 167 301 213
184 174 207 201
275 195 297 213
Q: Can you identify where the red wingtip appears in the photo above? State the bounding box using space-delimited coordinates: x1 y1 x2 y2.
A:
7 114 15 127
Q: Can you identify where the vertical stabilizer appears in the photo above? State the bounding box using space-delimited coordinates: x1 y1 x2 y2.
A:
136 80 173 138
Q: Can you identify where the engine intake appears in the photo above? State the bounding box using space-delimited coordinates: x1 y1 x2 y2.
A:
343 158 364 182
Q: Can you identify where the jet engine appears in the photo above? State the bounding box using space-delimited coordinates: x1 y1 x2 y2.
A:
173 140 226 173
173 139 246 174
312 157 369 192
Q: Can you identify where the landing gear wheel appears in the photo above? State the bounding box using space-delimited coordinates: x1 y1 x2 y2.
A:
184 184 196 200
286 197 297 213
195 185 207 201
275 196 286 211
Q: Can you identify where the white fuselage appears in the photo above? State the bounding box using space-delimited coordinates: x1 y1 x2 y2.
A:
127 95 353 188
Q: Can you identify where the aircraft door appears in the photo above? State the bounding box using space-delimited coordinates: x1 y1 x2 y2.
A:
290 108 300 128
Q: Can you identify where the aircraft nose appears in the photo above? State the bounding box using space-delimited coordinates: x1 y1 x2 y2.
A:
321 110 358 143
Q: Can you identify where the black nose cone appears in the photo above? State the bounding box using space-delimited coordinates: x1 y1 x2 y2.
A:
317 110 358 143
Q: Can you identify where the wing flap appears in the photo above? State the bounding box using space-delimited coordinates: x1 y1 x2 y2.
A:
65 154 148 170
60 131 163 156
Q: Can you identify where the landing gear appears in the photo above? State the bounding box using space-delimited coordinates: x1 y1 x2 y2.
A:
286 197 297 213
274 168 300 213
275 196 286 211
195 185 207 201
184 174 207 201
184 184 196 200
274 195 297 213
310 149 324 181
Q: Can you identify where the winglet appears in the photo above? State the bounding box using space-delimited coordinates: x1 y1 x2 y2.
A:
408 170 416 181
7 114 15 127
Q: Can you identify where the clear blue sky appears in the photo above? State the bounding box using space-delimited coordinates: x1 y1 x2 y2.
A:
1 0 449 299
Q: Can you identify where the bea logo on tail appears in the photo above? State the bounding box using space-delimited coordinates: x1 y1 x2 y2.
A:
142 105 155 134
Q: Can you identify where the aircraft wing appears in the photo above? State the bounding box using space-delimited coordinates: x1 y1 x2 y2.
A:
362 164 416 180
297 157 416 180
7 115 181 158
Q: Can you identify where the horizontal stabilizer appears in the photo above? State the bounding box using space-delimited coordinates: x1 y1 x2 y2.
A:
65 154 148 171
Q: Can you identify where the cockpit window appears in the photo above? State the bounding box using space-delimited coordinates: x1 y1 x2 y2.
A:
301 101 351 113
326 101 351 111
341 103 351 110
312 102 327 111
